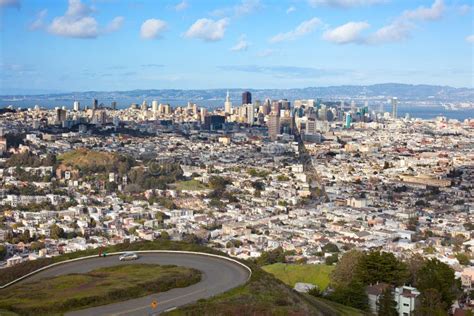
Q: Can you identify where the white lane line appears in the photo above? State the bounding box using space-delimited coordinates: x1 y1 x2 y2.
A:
109 288 206 316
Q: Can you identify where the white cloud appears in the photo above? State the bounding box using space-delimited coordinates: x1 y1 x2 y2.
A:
184 18 229 42
48 0 98 38
174 1 188 11
46 0 123 38
0 0 20 8
29 9 47 30
140 19 167 39
211 0 261 18
367 20 413 44
231 34 250 51
322 21 370 44
466 35 474 43
105 16 124 33
234 0 261 16
270 17 322 43
367 0 444 44
308 0 384 8
401 0 444 21
286 6 296 14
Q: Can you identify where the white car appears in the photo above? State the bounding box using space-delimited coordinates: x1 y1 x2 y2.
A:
119 252 139 261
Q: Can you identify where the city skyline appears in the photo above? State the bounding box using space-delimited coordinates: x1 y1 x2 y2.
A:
0 0 473 94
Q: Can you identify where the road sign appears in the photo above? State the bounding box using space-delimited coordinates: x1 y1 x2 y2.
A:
151 300 158 309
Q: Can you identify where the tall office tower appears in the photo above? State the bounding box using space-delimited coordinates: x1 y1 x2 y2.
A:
192 103 198 115
262 99 271 115
164 104 171 114
93 98 98 110
73 101 80 112
200 108 207 124
111 101 117 110
391 97 398 119
350 100 357 113
267 114 280 141
345 113 352 129
242 91 252 105
56 108 67 123
272 101 281 115
141 100 148 111
280 99 290 110
152 100 159 112
224 90 233 114
246 104 255 125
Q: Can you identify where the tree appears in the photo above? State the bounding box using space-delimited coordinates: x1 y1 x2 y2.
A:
50 224 65 240
0 245 6 260
377 287 397 316
322 242 340 253
456 253 470 266
354 251 408 286
329 281 369 311
325 253 339 265
416 259 458 312
406 254 425 286
159 231 170 240
331 250 364 288
256 247 286 266
415 288 447 316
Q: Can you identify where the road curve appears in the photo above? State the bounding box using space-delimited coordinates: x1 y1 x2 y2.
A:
16 252 251 315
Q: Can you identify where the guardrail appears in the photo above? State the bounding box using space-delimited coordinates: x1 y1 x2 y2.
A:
0 250 252 289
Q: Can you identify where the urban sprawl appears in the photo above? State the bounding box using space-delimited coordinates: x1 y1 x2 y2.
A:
0 91 473 315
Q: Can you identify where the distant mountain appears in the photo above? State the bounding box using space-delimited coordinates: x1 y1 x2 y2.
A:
1 84 473 108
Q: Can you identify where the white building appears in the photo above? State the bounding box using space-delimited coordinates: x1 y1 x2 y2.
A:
394 285 420 316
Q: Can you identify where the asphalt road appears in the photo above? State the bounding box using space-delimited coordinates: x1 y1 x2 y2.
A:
17 253 250 316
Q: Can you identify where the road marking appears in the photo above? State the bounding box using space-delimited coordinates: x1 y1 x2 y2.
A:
109 288 206 316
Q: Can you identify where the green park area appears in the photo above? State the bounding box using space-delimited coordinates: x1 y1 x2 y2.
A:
173 179 208 191
262 263 334 290
0 264 201 316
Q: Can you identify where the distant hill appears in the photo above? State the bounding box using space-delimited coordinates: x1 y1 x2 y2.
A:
1 83 473 107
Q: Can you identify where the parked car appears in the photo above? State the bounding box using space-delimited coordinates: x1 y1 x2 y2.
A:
119 252 139 261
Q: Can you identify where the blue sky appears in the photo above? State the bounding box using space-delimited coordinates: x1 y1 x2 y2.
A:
0 0 472 94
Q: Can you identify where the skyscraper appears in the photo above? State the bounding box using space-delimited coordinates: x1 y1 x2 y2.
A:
224 91 232 114
242 91 251 105
391 97 398 119
267 114 280 141
92 98 98 110
73 101 80 112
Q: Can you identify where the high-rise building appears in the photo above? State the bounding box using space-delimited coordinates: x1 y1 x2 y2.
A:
242 91 252 105
224 90 233 114
345 113 352 129
141 100 148 111
246 104 255 125
391 97 398 119
267 114 280 141
152 100 159 112
92 98 98 110
56 108 67 123
111 101 117 110
73 101 80 112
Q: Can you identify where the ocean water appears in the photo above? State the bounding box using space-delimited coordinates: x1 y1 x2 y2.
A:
1 98 472 121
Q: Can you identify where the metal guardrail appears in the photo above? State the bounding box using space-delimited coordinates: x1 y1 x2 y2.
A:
0 250 252 289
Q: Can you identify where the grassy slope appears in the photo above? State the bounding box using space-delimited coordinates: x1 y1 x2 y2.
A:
173 179 208 191
57 148 119 169
0 264 200 316
262 263 334 290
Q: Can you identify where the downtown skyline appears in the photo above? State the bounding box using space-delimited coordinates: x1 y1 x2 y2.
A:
0 0 473 94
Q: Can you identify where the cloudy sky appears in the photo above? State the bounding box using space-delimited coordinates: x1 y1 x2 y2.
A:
0 0 472 94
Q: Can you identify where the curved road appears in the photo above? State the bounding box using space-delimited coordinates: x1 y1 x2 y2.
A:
17 253 250 316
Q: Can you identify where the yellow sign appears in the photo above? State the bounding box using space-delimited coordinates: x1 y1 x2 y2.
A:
151 300 158 309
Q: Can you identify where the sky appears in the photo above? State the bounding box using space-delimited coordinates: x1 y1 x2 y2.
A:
0 0 473 94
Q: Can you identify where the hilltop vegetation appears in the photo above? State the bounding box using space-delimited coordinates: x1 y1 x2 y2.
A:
58 148 134 175
0 264 200 316
262 263 334 290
